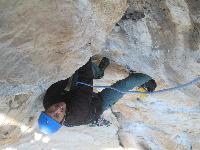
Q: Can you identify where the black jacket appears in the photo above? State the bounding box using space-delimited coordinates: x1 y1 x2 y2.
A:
43 60 103 126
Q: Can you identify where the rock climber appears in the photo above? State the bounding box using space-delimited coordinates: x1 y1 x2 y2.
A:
38 57 157 134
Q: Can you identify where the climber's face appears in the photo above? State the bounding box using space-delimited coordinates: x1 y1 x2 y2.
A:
45 102 66 123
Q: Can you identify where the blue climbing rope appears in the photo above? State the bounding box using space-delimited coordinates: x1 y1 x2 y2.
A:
77 76 200 95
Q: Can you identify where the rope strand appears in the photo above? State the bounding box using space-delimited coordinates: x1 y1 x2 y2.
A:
77 76 200 95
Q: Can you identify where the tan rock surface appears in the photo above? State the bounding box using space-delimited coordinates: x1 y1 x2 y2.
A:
1 0 200 149
0 0 128 147
0 0 127 86
104 0 200 99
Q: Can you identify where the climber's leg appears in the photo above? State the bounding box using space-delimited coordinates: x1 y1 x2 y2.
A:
91 63 104 79
92 57 110 79
65 57 110 91
99 73 152 111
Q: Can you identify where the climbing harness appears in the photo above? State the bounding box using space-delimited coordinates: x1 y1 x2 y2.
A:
77 76 200 95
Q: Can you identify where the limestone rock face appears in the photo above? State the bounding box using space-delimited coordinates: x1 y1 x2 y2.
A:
0 0 127 86
102 0 200 149
0 0 200 149
104 0 200 99
0 0 128 146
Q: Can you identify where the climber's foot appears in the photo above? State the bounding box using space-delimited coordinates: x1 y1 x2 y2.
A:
140 79 157 92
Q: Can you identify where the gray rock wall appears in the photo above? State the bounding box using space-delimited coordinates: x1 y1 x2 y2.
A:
104 0 200 98
0 0 200 149
0 0 128 146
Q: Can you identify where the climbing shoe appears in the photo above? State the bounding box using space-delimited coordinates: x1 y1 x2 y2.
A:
99 57 110 72
140 79 157 92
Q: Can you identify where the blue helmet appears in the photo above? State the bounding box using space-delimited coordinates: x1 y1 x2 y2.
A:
38 112 62 134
